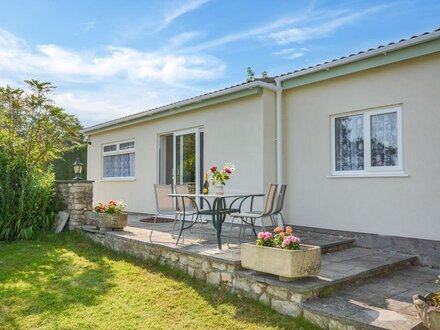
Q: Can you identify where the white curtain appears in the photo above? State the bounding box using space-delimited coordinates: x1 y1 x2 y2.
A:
335 114 364 171
104 153 135 177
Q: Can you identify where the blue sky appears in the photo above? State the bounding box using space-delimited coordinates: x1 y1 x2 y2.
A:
0 0 439 126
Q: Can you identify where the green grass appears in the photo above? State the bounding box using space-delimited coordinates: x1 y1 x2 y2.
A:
0 233 320 330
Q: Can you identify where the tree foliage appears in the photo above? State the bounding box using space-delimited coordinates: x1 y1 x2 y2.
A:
0 80 82 240
0 80 81 169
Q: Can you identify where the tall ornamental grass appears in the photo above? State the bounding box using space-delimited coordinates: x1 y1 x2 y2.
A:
0 152 58 240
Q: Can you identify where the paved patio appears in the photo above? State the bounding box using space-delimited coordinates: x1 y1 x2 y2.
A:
81 214 438 329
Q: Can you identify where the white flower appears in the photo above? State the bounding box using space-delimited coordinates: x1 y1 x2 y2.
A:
116 201 127 210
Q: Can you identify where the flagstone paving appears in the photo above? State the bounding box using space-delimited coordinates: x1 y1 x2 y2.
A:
82 214 438 329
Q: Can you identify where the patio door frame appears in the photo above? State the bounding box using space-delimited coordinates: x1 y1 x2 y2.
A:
172 127 201 196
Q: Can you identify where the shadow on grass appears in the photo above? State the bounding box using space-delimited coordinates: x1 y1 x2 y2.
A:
0 233 116 321
80 235 320 329
0 232 319 330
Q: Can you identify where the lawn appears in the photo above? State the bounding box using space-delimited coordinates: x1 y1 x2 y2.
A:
0 233 319 330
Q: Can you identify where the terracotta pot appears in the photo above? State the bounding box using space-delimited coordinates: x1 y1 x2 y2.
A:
86 212 128 231
240 243 321 281
413 294 440 330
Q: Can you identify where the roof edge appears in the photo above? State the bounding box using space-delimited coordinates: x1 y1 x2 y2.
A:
275 29 440 85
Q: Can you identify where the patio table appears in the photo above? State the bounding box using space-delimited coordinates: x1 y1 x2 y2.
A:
169 193 264 250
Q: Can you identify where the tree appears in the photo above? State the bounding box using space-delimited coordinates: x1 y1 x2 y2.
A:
0 80 82 240
0 80 81 169
246 67 255 82
261 71 268 79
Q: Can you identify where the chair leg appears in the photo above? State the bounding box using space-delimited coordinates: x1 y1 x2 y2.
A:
251 218 258 236
270 215 276 227
149 214 158 241
176 214 187 245
260 216 266 232
280 213 286 227
227 216 236 245
197 214 204 242
172 213 179 239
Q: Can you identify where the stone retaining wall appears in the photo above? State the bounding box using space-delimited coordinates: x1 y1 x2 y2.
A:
56 180 94 230
82 230 326 321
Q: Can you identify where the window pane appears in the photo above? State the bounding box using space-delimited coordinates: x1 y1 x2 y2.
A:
103 153 135 177
371 112 398 167
120 141 135 150
335 115 364 171
103 144 117 152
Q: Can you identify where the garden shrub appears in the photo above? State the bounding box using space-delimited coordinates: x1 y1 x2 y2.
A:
0 80 81 240
0 151 59 240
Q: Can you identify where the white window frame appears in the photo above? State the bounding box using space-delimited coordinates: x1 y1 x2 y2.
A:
102 139 136 181
331 106 404 177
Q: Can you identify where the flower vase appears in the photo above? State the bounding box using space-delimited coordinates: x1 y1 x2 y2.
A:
215 183 224 196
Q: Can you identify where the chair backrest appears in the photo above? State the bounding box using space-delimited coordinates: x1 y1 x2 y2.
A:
273 184 287 214
174 184 195 211
154 184 175 213
262 184 278 216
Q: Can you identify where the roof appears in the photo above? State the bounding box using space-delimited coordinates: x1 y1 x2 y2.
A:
275 27 440 85
82 27 440 135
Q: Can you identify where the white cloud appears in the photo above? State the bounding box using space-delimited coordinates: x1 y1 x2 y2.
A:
267 6 388 45
0 28 225 126
158 0 209 31
0 28 224 84
53 90 158 124
168 31 201 47
189 5 388 51
272 48 305 60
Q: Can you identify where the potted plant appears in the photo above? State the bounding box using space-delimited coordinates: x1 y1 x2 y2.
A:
86 200 128 231
209 163 236 195
413 275 440 330
241 226 321 281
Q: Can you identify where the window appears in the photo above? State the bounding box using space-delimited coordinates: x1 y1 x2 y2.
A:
331 106 403 176
102 140 135 179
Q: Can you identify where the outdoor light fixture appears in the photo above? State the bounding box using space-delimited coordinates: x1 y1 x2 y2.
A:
73 158 83 180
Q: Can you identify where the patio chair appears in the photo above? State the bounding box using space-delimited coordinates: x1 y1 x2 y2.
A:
149 184 179 241
228 183 278 243
174 184 204 243
270 184 287 227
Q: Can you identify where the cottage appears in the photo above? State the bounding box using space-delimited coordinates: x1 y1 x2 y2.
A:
82 28 440 246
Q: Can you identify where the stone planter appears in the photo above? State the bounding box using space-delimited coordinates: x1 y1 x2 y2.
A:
413 294 440 330
86 212 128 231
241 243 321 281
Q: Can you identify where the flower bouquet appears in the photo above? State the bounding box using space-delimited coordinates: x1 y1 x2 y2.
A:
209 163 236 195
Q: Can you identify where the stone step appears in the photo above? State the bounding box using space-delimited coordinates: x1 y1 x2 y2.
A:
302 266 438 329
261 226 355 253
301 236 354 254
235 247 417 301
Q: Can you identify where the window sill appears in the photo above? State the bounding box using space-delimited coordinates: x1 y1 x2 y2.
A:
101 177 136 182
328 172 409 178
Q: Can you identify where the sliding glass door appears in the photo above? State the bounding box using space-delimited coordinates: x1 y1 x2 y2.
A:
174 128 200 194
159 127 203 196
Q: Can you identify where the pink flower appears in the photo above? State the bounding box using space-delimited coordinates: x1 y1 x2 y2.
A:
210 166 217 172
262 232 272 241
225 168 232 174
281 235 300 247
257 232 264 240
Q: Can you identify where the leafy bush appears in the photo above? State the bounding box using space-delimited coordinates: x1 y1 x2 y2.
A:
0 80 81 240
0 152 59 240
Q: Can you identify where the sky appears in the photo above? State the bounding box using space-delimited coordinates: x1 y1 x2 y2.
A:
0 1 439 127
